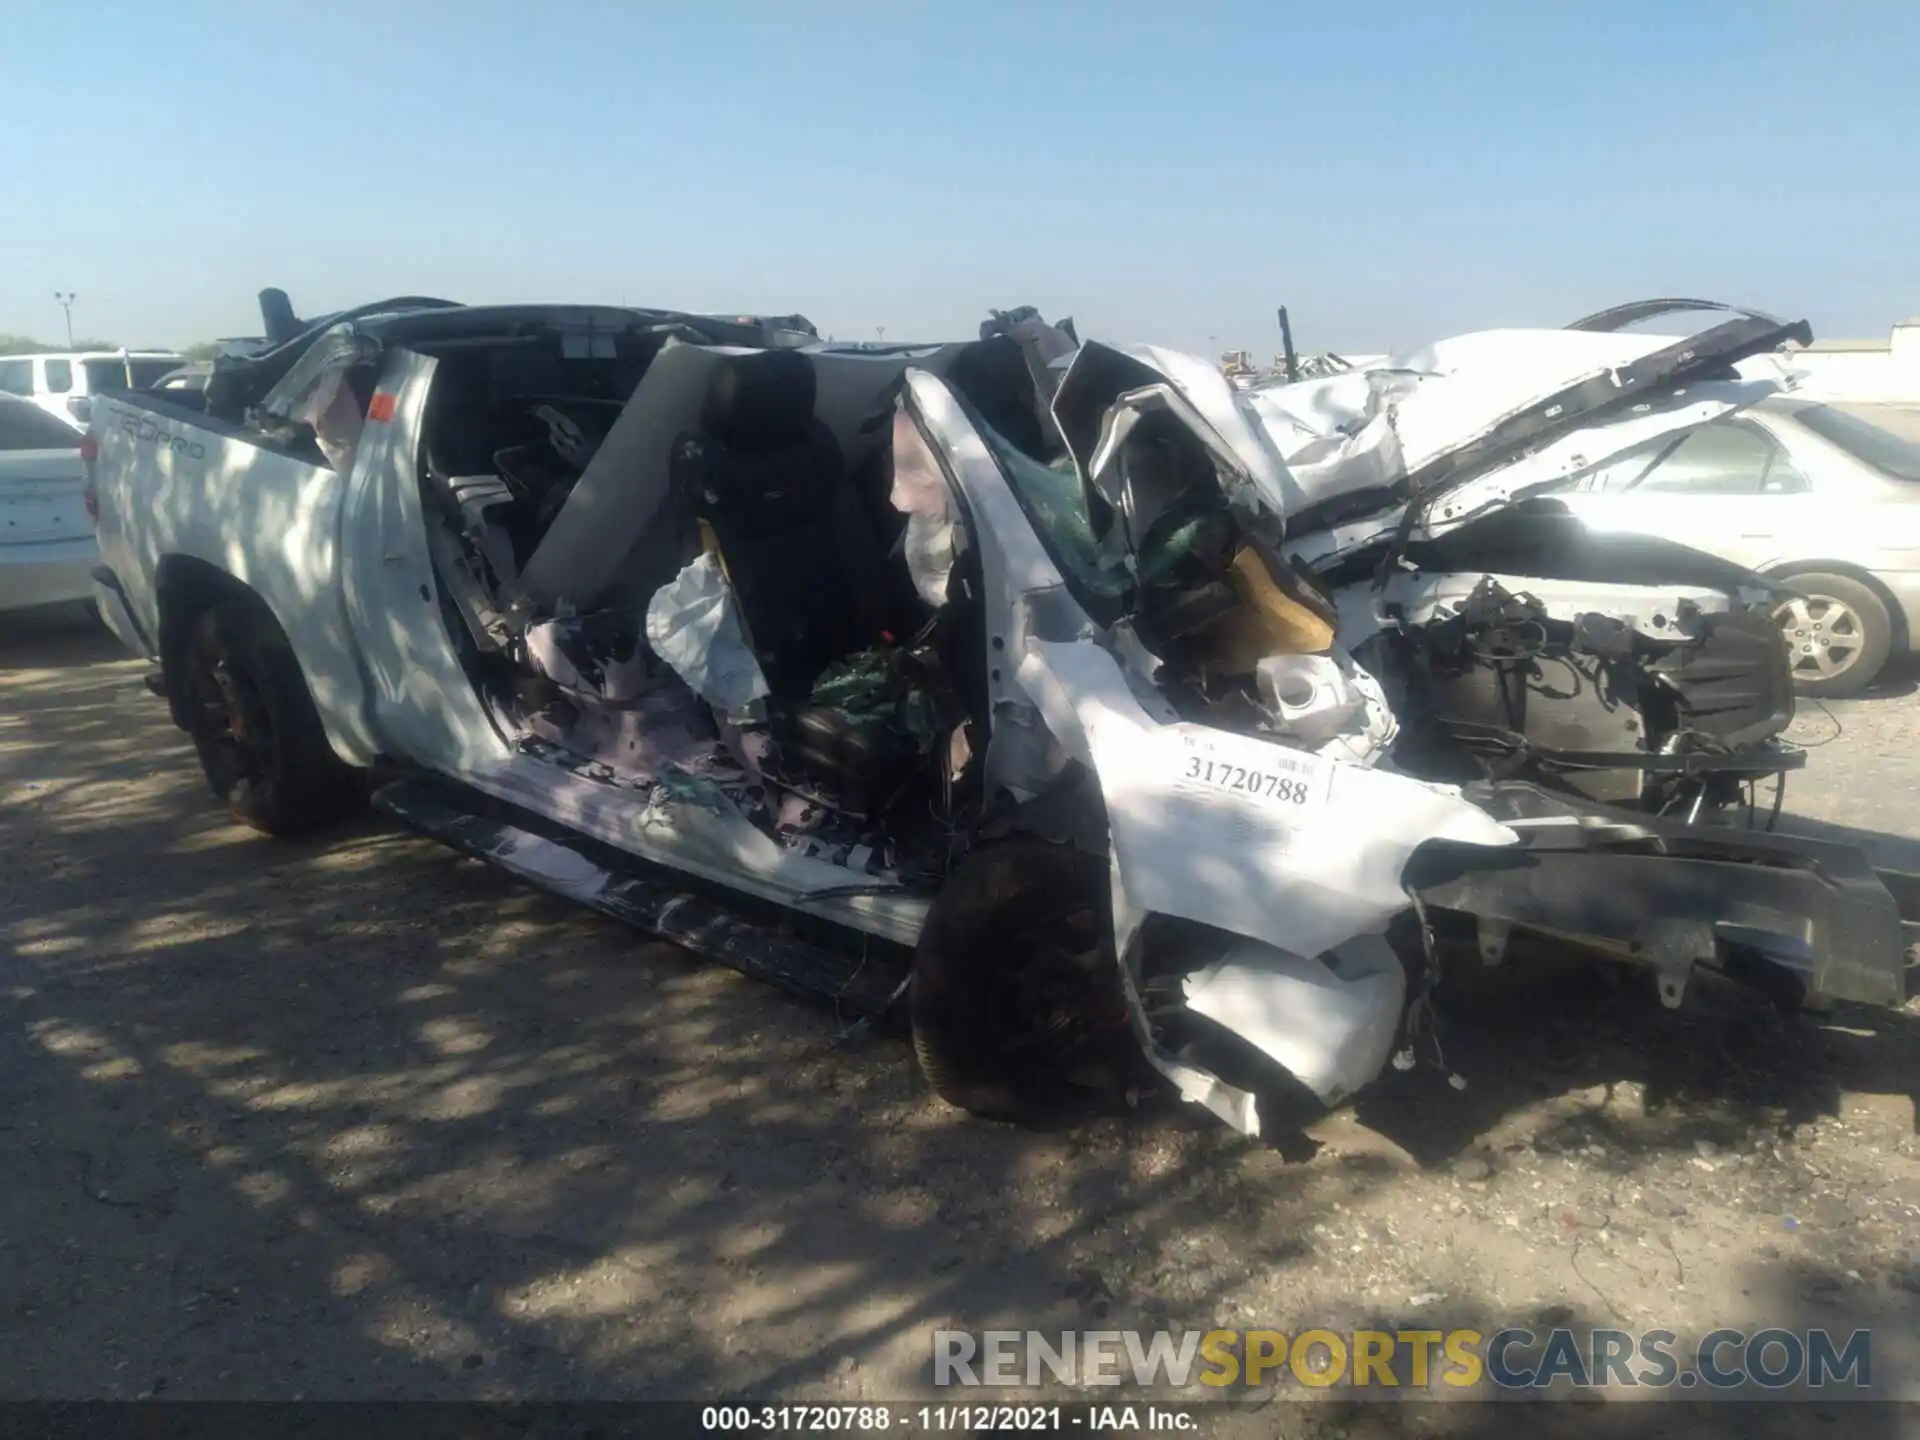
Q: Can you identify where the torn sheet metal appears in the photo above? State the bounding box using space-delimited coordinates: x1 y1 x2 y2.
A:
981 306 1080 408
1242 370 1417 514
643 552 770 714
255 321 379 473
1367 328 1719 475
308 369 367 474
1244 327 1795 532
1013 636 1516 962
1410 380 1785 535
1110 345 1297 516
1265 383 1788 576
1332 571 1756 653
1051 342 1299 535
1013 629 1499 1114
1182 934 1405 1105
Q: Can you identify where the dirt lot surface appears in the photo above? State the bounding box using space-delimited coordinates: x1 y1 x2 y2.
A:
4 608 1918 1436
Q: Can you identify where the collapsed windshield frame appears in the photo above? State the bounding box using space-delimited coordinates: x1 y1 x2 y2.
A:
965 407 1133 625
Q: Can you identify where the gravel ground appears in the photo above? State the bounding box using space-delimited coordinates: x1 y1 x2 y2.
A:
3 607 1917 1436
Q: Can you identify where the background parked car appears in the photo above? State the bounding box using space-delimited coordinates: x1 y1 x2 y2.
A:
1552 399 1920 696
0 393 94 615
0 349 187 430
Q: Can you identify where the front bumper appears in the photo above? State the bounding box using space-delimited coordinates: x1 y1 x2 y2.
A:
0 538 98 614
1414 781 1913 1010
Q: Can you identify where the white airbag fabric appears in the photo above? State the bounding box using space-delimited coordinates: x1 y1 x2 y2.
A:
643 553 769 714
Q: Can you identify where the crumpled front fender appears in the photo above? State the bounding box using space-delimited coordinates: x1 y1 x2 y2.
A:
1015 636 1516 960
900 361 1516 1128
1014 633 1518 1126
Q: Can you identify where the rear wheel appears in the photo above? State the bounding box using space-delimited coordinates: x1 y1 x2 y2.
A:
181 597 363 835
910 837 1131 1122
1772 571 1892 698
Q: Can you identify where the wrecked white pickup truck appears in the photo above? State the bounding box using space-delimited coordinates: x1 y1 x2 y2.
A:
88 292 1917 1136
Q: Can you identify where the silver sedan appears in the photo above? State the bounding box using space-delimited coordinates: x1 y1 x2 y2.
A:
1552 398 1920 696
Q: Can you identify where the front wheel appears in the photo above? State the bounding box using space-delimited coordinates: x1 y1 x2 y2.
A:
181 597 364 835
909 837 1131 1123
1772 571 1893 699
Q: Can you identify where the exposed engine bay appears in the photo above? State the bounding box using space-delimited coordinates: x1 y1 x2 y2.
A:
974 321 1808 821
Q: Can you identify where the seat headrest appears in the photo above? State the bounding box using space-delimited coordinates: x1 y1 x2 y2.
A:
700 349 817 452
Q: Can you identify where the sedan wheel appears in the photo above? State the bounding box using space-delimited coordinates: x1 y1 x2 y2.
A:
1771 571 1893 699
1776 594 1864 680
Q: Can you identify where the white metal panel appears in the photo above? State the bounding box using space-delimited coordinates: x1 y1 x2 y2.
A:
88 396 383 766
340 350 515 774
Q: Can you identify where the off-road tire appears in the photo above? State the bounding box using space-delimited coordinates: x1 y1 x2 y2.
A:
180 597 364 835
910 837 1122 1122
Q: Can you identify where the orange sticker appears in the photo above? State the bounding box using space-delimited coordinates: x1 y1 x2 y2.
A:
367 392 397 423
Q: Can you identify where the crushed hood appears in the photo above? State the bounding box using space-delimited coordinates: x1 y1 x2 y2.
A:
1035 308 1810 567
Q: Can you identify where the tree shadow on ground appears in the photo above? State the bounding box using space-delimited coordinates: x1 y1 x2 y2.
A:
4 628 1915 1422
1349 961 1918 1171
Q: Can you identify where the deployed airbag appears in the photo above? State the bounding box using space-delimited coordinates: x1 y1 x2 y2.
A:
643 553 769 714
889 409 959 606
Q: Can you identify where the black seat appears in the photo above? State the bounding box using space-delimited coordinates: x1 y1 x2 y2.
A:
674 350 894 702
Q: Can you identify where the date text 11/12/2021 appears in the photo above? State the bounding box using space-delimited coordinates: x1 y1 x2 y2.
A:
700 1405 1195 1431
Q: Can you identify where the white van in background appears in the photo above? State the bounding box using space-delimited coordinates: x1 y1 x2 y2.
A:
0 350 187 430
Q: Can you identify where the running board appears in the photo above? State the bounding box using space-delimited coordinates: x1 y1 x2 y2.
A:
372 780 909 1019
1875 867 1920 926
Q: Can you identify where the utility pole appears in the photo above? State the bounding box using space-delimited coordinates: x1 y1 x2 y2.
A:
54 292 76 348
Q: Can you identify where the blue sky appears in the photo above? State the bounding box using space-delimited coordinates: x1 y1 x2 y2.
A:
2 1 1914 356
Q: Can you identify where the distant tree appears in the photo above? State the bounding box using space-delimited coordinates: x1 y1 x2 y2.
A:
180 341 223 361
1 334 122 355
